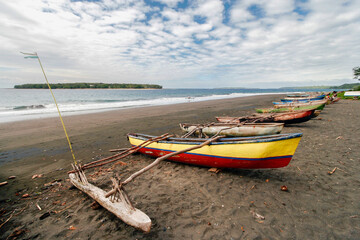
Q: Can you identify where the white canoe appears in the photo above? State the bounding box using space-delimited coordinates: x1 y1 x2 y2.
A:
179 122 284 137
344 91 360 97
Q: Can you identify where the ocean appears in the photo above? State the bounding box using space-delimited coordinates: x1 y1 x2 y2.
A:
0 88 334 123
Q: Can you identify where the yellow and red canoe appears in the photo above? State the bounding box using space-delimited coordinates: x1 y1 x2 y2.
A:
127 133 302 169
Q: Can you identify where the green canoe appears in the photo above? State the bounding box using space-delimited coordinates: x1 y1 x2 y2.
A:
256 103 326 113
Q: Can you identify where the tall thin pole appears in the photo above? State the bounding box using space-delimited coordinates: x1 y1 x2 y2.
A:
22 52 77 165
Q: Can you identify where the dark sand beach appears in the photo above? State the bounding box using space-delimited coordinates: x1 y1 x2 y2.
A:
0 95 359 239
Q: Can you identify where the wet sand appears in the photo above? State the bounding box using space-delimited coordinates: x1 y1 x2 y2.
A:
0 95 359 239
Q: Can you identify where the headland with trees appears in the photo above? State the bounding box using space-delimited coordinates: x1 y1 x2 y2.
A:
14 83 163 89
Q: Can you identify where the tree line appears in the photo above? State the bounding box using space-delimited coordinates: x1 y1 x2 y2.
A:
14 83 163 89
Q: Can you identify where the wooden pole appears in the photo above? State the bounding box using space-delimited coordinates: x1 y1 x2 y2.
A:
68 134 173 173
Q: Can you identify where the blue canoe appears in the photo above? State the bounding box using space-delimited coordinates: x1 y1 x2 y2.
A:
280 94 326 103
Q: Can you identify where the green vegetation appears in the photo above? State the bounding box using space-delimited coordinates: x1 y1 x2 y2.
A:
352 85 360 91
353 66 360 81
280 83 360 90
332 83 360 90
14 83 162 89
337 91 345 98
280 86 332 89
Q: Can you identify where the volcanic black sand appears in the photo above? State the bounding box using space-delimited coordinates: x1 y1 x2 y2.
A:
0 95 359 239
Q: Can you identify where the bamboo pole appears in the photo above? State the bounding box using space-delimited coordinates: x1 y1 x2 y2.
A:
68 134 173 173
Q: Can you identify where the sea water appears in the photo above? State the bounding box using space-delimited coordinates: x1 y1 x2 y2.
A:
0 88 333 123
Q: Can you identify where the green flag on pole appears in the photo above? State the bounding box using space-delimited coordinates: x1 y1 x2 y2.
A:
21 52 38 58
24 55 39 59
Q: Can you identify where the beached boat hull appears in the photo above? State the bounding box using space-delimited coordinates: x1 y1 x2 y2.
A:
286 94 309 98
256 103 325 113
281 94 326 102
273 99 327 107
127 133 302 169
179 123 284 137
344 91 360 97
216 110 316 125
273 110 316 124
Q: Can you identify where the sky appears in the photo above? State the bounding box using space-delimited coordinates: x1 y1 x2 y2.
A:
0 0 360 89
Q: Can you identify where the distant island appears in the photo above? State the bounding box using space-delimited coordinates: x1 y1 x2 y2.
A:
14 83 163 89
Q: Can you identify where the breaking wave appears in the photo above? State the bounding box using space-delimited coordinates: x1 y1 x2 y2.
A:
13 105 46 110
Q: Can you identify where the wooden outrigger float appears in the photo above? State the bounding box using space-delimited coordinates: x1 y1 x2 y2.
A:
67 134 172 232
69 171 152 232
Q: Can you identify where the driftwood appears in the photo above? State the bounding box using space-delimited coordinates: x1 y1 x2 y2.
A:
0 181 8 186
36 203 42 211
0 210 15 229
0 204 28 230
328 167 337 175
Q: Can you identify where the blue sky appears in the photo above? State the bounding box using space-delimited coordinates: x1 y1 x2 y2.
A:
0 0 359 88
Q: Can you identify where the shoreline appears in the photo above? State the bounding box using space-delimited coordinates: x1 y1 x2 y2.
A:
0 92 283 124
0 95 359 239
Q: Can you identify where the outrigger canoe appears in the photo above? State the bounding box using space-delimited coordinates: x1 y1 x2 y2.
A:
127 133 303 169
216 109 318 125
286 94 310 98
281 94 325 102
273 99 327 106
256 102 325 113
179 122 284 137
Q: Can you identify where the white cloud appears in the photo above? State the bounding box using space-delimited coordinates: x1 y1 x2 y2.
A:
264 0 294 15
230 7 255 23
193 0 224 25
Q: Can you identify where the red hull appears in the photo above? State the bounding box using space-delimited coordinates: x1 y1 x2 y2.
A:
274 110 311 121
216 110 315 125
273 110 315 124
136 147 292 169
